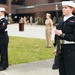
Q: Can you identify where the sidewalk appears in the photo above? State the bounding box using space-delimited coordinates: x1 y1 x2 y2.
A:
0 24 59 75
7 23 55 40
0 59 59 75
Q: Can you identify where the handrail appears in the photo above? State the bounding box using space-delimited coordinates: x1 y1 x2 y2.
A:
17 2 62 10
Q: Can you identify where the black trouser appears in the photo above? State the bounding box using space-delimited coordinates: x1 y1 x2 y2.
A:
0 31 9 69
58 44 75 75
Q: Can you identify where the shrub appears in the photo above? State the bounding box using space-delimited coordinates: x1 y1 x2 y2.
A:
53 16 56 26
35 17 45 25
8 18 14 24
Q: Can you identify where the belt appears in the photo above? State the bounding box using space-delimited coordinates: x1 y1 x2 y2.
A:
60 40 75 44
0 29 7 33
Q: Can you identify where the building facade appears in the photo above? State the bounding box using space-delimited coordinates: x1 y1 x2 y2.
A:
0 0 11 13
0 0 74 22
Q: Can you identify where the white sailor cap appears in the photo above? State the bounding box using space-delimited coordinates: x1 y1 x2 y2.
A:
46 13 51 16
0 7 5 11
62 1 75 8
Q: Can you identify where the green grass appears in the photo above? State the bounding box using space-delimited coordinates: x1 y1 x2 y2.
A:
8 36 54 65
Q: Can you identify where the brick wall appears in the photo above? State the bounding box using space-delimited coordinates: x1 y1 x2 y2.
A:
25 0 49 6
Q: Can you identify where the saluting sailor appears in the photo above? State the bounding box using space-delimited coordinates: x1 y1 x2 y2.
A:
0 7 9 71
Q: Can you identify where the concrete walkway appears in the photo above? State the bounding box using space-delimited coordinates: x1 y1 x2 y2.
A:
0 24 59 75
0 59 59 75
7 23 55 40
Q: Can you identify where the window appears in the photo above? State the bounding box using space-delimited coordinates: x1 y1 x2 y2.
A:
62 0 70 1
12 0 24 5
48 0 54 3
0 0 6 4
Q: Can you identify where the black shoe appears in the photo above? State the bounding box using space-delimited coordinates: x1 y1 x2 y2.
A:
0 67 6 71
52 64 58 70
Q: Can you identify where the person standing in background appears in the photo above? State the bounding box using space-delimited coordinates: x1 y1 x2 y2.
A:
19 17 24 24
0 7 9 71
30 16 33 25
24 16 27 24
45 13 53 48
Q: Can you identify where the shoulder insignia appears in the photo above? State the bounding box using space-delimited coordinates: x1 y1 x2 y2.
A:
2 23 5 26
69 20 75 22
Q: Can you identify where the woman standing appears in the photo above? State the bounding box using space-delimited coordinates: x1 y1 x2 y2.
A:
53 1 75 75
45 13 53 48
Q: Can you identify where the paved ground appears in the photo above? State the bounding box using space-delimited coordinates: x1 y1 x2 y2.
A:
0 59 58 75
0 24 59 75
7 23 55 40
